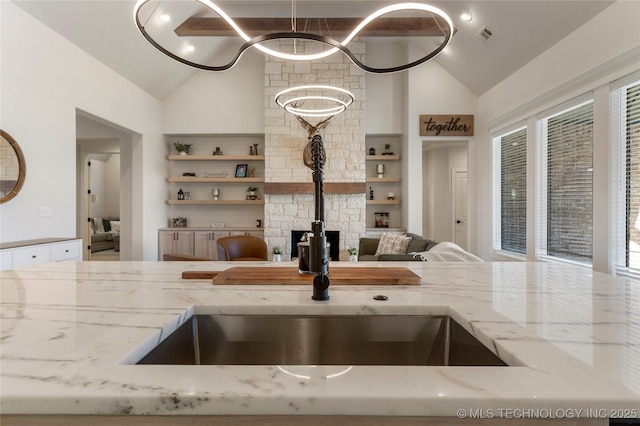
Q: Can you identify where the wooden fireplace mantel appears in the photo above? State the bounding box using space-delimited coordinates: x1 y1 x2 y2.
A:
264 182 365 195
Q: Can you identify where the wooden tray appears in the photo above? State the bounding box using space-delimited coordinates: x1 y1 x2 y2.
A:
209 266 421 285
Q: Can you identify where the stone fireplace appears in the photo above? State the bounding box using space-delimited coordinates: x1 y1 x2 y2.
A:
263 41 366 260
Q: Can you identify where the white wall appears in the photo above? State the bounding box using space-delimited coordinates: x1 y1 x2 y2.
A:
475 0 640 267
0 2 165 260
162 50 265 134
89 154 120 218
406 58 478 236
365 41 407 134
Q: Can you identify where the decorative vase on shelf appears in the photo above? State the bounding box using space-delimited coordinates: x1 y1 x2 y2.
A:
179 151 187 156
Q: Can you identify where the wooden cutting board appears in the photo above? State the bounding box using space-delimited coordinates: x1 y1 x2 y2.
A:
210 266 421 285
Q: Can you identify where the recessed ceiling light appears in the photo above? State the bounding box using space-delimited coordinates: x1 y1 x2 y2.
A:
159 13 171 22
185 44 195 53
460 10 473 22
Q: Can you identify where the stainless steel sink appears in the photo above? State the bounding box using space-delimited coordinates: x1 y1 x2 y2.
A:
135 315 507 366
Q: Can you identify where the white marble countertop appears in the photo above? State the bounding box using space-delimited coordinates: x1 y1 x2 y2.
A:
1 260 639 420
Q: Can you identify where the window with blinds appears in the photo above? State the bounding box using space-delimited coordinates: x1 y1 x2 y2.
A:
626 83 640 269
538 100 594 264
613 79 640 273
493 127 527 254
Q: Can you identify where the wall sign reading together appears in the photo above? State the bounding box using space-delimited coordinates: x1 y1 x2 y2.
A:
420 115 474 137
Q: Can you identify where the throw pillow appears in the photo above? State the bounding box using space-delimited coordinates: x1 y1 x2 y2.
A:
110 221 121 233
374 232 412 256
92 217 105 234
102 218 111 232
406 236 428 253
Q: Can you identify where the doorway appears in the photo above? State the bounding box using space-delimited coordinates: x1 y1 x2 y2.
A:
422 141 468 244
76 110 142 261
87 152 121 260
452 169 468 250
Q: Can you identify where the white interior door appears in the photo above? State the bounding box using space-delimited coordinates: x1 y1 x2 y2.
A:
452 169 468 250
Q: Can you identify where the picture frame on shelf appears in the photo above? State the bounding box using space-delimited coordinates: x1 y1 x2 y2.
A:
235 164 248 178
172 217 187 228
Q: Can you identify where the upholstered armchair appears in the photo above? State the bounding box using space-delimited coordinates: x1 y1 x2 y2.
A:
216 235 268 261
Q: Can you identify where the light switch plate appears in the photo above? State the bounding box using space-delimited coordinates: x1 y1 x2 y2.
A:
40 206 53 217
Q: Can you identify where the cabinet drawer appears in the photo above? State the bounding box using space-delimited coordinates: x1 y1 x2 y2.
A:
51 240 81 261
13 246 51 268
0 250 13 271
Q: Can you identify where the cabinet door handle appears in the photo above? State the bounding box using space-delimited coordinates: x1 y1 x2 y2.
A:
32 255 37 259
65 249 69 253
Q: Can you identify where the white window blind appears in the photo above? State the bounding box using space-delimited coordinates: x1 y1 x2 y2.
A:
612 78 640 274
537 100 594 265
492 127 527 254
626 83 640 269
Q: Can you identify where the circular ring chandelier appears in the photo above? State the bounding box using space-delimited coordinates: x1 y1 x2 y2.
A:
275 85 355 118
133 0 454 73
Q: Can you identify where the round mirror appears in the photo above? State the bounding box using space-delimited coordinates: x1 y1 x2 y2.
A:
1 130 26 204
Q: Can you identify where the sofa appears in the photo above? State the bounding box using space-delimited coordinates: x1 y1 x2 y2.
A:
90 217 120 253
358 232 438 261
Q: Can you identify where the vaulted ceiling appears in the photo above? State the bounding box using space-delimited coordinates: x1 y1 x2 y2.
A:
12 0 615 100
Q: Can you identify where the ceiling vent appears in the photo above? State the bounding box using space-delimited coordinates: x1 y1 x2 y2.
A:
476 26 494 41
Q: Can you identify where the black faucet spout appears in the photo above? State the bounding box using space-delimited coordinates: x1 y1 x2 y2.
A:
309 134 330 301
310 221 330 300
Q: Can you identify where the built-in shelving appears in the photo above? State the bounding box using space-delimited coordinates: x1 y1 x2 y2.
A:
167 177 264 184
167 199 265 205
366 154 400 161
366 200 400 205
168 155 265 161
165 134 266 234
365 177 400 183
365 135 402 229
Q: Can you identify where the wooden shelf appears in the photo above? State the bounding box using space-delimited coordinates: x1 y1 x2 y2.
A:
167 199 265 205
167 177 264 183
366 154 400 161
168 155 265 161
366 200 400 205
366 177 400 183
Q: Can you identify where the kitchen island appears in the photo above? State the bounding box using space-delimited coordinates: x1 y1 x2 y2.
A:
1 260 639 425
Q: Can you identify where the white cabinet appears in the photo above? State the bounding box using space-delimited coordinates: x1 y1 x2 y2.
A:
159 228 263 260
13 245 50 269
194 230 229 260
158 230 195 259
0 238 82 271
50 240 82 262
0 250 13 271
229 230 264 238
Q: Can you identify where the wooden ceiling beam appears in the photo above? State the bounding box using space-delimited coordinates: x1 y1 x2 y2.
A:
175 16 451 37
